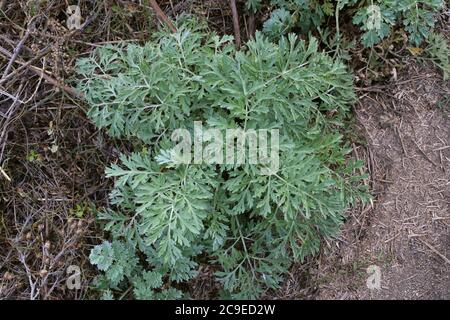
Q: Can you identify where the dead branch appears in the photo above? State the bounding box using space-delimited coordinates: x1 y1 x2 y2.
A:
229 0 241 48
1 16 38 80
0 45 52 86
148 0 177 33
418 238 450 265
0 45 83 99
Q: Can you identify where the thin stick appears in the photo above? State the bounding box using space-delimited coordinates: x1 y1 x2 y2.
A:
0 45 52 85
148 0 177 33
1 16 37 79
229 0 241 48
0 46 83 99
411 137 440 169
0 166 11 181
418 238 450 265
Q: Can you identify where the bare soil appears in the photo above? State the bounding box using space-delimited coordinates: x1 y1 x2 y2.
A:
315 62 450 300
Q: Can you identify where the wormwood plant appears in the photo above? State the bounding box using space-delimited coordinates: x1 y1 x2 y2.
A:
76 19 368 299
247 0 444 47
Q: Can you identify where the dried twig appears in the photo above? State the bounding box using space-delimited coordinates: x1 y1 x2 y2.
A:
0 165 11 181
410 137 441 170
1 17 37 80
0 83 24 164
0 46 83 98
147 0 177 33
418 238 450 265
229 0 241 48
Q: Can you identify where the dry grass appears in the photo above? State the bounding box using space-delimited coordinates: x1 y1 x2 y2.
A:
0 0 448 300
0 0 157 299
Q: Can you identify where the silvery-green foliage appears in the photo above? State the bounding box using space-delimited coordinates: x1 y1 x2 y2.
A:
77 18 368 299
353 0 443 47
248 0 443 47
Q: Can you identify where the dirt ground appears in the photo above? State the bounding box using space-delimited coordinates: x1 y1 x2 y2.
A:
315 62 450 300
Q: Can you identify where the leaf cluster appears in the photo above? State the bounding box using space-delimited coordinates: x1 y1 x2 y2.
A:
247 0 444 47
76 18 368 299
